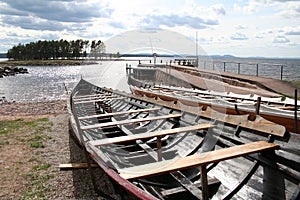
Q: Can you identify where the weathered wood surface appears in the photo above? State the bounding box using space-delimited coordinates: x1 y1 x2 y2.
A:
88 123 214 146
81 114 182 130
73 95 117 102
59 163 98 170
119 141 279 180
73 93 112 99
78 107 160 120
74 97 126 104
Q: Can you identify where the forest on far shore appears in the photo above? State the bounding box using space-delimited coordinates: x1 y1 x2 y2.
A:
6 39 110 60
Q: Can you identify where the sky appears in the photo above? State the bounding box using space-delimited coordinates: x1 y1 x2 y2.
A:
0 0 300 58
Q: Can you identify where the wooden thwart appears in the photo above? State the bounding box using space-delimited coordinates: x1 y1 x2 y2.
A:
119 141 279 180
78 107 160 120
74 97 126 104
59 163 98 170
88 123 214 146
81 113 182 130
73 93 111 99
73 95 117 102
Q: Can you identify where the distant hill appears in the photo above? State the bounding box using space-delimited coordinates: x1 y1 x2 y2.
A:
0 53 7 58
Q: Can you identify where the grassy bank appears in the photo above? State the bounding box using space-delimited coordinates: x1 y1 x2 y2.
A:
292 81 300 87
0 118 54 199
0 59 97 67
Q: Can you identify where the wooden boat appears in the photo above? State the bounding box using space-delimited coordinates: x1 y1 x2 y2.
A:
69 79 300 200
129 81 300 133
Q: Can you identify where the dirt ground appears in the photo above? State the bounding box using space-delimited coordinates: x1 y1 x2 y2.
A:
0 100 127 200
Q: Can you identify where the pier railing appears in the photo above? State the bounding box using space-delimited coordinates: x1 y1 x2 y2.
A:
197 60 285 80
135 59 290 81
173 58 288 80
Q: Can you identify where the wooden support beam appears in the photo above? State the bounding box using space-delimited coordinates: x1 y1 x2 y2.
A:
200 165 209 200
157 136 163 161
78 107 160 120
73 95 117 102
59 163 98 170
74 97 126 104
119 141 279 180
81 113 182 130
88 124 213 146
73 93 111 99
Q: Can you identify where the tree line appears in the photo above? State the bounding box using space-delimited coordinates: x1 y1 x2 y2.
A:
7 39 106 60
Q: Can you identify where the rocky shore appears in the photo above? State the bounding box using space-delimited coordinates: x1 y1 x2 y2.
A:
0 66 28 78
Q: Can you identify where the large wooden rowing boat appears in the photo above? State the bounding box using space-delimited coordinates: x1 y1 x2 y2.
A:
128 74 300 133
69 79 300 199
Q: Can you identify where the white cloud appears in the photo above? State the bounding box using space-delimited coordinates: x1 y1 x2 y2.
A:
276 1 300 18
235 25 247 29
272 35 290 43
0 0 299 57
230 32 248 40
140 14 218 29
233 0 263 14
211 4 226 15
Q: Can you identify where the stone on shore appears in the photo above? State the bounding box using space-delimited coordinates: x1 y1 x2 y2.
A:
0 65 28 78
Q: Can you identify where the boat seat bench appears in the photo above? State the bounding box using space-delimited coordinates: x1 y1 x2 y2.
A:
74 97 126 104
118 141 279 199
88 123 214 146
87 120 212 162
81 113 182 130
73 95 118 102
78 107 160 120
73 93 111 99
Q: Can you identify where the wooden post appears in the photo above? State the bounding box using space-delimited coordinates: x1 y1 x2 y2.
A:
156 136 162 161
256 64 259 76
238 63 240 74
295 89 298 133
280 65 283 80
255 97 261 116
223 62 226 72
200 165 209 200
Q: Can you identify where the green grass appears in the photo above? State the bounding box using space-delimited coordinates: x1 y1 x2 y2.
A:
291 81 300 87
0 117 55 199
21 167 53 200
0 118 52 148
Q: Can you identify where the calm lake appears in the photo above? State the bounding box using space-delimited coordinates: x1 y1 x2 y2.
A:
0 57 299 102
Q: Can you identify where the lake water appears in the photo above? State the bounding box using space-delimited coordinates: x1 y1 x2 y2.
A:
0 59 139 102
0 57 299 102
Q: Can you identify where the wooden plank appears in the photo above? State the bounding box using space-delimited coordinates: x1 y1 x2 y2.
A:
73 95 117 102
241 116 286 137
88 124 214 146
78 107 160 120
74 97 126 104
73 93 111 99
201 107 286 137
81 113 182 130
59 163 98 170
119 141 279 180
161 177 220 197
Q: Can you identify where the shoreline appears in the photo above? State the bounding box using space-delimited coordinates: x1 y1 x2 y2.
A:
0 58 138 67
0 100 68 120
0 59 98 67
